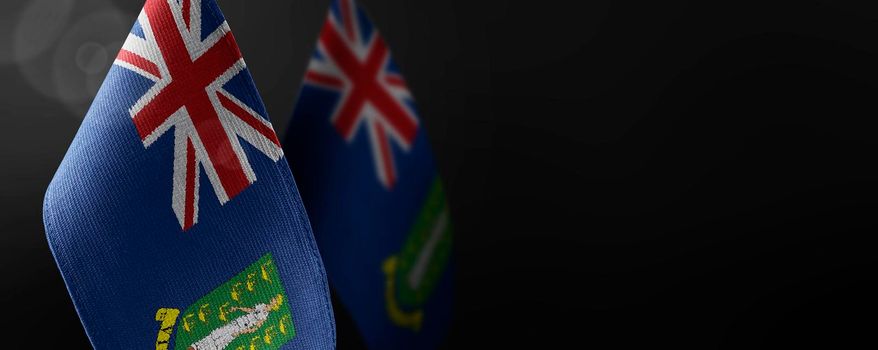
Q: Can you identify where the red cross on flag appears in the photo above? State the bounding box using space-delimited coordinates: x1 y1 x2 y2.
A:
114 0 283 230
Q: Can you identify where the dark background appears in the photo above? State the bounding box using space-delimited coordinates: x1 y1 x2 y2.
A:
2 0 878 348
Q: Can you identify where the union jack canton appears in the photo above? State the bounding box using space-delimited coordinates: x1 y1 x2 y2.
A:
285 0 453 349
302 0 420 188
115 0 283 230
43 1 335 348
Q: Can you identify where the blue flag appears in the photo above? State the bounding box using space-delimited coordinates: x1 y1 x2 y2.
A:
284 0 453 348
43 1 335 348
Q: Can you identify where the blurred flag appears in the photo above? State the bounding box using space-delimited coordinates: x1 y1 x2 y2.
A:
284 0 453 348
43 1 335 349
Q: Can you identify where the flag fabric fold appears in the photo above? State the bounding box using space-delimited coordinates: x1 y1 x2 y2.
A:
284 0 453 348
43 1 335 348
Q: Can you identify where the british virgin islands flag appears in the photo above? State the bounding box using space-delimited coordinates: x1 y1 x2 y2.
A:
43 1 335 348
284 0 453 348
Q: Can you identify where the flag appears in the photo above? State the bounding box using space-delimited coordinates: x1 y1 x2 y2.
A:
284 0 453 348
43 1 335 348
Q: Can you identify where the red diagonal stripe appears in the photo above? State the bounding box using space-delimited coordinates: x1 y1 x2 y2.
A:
340 0 355 41
184 138 196 230
319 21 361 86
217 92 281 147
305 71 345 89
182 0 191 29
319 22 367 137
319 16 419 145
332 92 366 139
374 120 396 188
137 0 242 140
117 49 161 79
384 74 406 88
187 91 250 199
145 0 194 77
362 38 418 144
365 87 418 144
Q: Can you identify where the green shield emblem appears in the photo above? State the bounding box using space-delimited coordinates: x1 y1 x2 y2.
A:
169 253 295 350
382 178 453 331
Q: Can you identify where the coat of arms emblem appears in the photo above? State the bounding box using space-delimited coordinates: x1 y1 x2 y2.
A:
154 254 295 350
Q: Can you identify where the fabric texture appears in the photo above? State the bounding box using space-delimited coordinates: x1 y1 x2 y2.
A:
284 0 453 348
43 1 335 348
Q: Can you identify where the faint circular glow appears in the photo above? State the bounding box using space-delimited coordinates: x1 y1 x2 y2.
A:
54 11 128 116
0 2 30 64
75 42 111 75
9 0 75 64
18 8 129 116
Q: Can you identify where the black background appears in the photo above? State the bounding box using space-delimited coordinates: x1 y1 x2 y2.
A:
2 0 878 348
